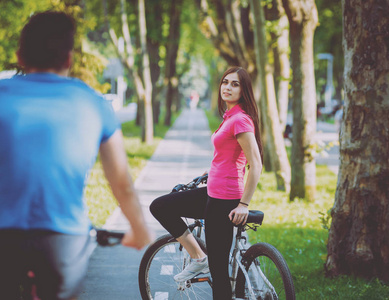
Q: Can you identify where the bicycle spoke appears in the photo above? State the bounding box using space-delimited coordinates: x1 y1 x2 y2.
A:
141 236 212 299
235 242 295 300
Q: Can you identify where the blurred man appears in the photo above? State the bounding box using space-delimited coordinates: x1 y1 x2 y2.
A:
0 11 152 300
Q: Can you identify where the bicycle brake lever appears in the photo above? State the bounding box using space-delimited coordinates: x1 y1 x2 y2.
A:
194 174 208 185
172 184 185 192
192 176 201 183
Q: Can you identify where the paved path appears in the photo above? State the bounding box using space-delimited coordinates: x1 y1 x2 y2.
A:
79 108 213 299
315 121 339 175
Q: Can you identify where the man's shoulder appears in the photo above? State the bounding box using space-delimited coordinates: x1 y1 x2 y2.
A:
0 76 21 93
0 76 16 86
60 76 98 93
68 78 107 102
0 74 107 106
43 75 105 103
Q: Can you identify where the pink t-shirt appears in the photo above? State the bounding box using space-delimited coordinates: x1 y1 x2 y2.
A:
207 104 255 199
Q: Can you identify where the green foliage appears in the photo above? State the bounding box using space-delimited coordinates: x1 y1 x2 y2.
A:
53 1 110 93
0 0 51 71
178 0 225 97
70 46 110 94
319 209 332 230
0 0 109 93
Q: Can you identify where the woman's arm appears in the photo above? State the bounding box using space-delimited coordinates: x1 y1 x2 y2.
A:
228 131 263 225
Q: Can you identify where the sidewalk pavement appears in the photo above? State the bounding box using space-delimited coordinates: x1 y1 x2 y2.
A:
80 108 213 299
315 121 340 175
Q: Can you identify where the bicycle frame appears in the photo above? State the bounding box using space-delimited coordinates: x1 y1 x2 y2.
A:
230 226 256 300
185 219 276 300
230 225 278 300
141 176 294 299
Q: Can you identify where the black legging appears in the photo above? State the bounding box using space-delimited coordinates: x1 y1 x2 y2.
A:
150 187 240 300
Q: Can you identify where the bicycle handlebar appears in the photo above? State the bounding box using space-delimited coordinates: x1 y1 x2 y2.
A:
92 174 208 246
90 228 124 246
171 174 208 193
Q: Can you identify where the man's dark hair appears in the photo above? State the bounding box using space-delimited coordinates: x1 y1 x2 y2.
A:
18 11 76 70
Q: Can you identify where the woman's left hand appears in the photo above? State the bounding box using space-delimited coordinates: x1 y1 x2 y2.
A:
228 204 249 225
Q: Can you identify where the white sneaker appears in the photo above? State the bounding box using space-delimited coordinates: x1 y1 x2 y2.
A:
174 257 210 282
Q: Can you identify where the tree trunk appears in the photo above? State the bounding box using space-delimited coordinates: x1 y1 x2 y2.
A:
138 0 154 144
250 0 291 192
252 74 273 172
266 0 290 131
282 0 318 201
164 0 182 126
325 0 389 282
147 0 162 125
274 13 290 130
136 97 142 126
103 0 154 143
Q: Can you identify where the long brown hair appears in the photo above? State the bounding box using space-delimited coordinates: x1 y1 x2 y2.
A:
217 66 264 163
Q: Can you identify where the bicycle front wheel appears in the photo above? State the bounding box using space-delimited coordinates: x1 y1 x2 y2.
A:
235 242 295 300
138 234 212 300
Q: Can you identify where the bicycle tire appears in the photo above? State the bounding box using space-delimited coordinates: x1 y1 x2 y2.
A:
235 242 295 300
138 233 212 300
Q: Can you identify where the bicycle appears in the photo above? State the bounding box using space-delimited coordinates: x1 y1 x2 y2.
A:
138 174 295 300
19 228 124 300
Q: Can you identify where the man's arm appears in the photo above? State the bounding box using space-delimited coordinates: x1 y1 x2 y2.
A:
99 129 153 249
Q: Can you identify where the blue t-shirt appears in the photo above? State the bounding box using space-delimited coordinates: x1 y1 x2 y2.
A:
0 73 120 235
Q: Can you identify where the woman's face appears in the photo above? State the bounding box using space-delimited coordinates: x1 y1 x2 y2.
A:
220 72 241 109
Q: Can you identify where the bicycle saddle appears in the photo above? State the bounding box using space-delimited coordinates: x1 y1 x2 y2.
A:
247 210 264 225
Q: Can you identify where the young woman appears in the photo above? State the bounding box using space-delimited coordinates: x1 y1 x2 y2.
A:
150 66 263 299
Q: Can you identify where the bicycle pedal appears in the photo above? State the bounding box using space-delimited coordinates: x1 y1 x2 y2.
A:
177 280 192 291
177 281 186 291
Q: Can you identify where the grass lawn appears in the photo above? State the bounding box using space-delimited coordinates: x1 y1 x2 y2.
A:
247 167 389 299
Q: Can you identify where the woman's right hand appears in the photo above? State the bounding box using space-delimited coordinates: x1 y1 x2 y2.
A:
228 204 249 225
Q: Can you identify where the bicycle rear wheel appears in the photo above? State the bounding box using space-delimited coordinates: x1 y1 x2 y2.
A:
235 242 295 300
139 234 212 300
